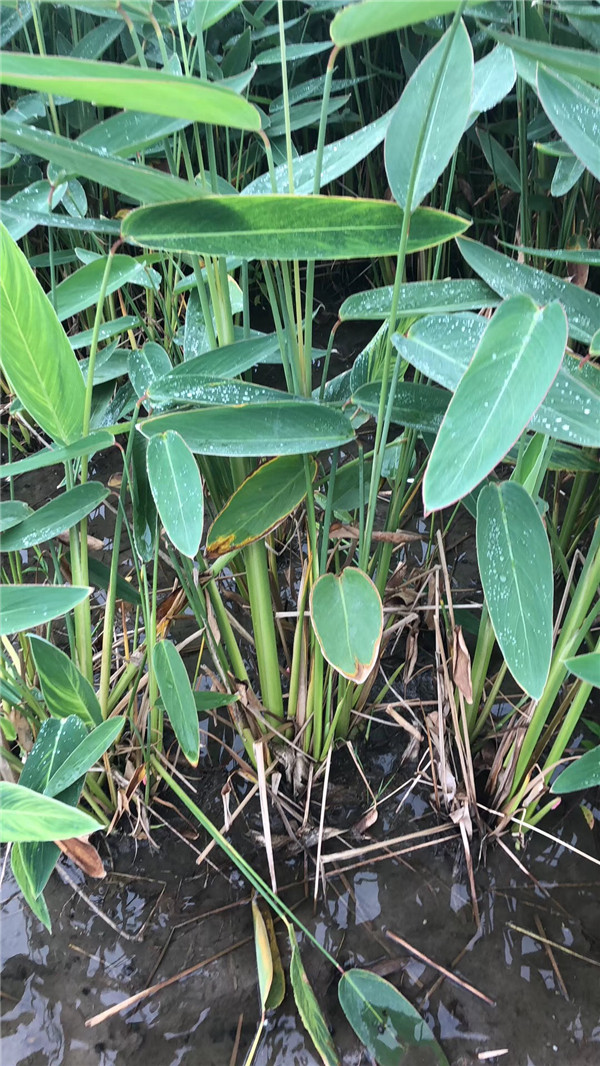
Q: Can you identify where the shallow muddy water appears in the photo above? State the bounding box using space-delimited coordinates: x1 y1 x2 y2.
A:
2 728 600 1066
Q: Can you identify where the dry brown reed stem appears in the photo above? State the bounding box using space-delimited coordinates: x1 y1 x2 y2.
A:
477 802 600 869
55 863 164 942
326 832 460 878
195 782 259 868
534 913 569 999
506 922 600 969
385 930 495 1007
85 936 254 1028
314 745 332 909
254 738 278 894
229 1013 244 1066
321 822 457 867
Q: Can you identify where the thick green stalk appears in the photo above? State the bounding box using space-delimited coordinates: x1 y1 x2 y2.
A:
464 606 496 734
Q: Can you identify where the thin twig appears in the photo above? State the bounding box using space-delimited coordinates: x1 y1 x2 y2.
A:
386 931 495 1006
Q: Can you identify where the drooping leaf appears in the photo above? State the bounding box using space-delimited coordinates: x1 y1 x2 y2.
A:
207 456 316 556
139 403 354 457
338 968 448 1066
0 51 260 129
44 718 125 798
476 482 553 700
423 296 567 511
385 19 473 211
1 482 109 552
288 924 340 1066
311 568 383 683
0 585 92 637
146 431 204 558
153 641 199 766
552 744 600 795
0 221 85 444
0 781 101 842
11 843 52 931
29 635 102 728
121 196 470 260
537 66 600 182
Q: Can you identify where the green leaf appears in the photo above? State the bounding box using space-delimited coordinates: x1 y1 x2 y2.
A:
468 44 515 122
153 641 199 766
490 31 600 89
457 236 600 344
1 431 114 478
331 1 467 46
20 715 88 794
146 431 204 558
139 403 355 457
44 718 125 798
0 585 92 637
563 652 600 688
29 635 102 728
11 844 52 931
537 66 600 182
1 482 109 552
338 968 448 1066
0 221 85 444
385 19 473 211
256 40 332 65
194 691 238 712
207 456 315 556
310 568 383 682
78 109 190 159
353 381 450 434
339 278 499 321
252 897 274 1013
0 500 32 532
150 335 282 398
84 555 142 607
477 482 553 700
477 127 521 192
121 196 469 260
0 52 260 130
552 744 600 795
0 781 100 842
70 317 138 351
423 296 567 511
54 255 159 322
0 121 204 204
128 343 172 403
288 925 340 1066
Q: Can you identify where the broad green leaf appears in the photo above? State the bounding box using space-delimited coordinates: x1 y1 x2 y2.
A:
84 556 142 607
0 121 204 204
207 456 316 556
140 403 354 457
11 843 52 931
194 692 238 712
70 317 138 351
457 236 600 344
29 635 102 728
252 897 274 1012
128 343 172 403
385 20 473 211
477 128 521 192
153 641 199 766
311 568 383 682
44 718 125 798
0 221 85 444
338 968 448 1066
0 52 260 130
353 381 450 434
256 41 332 65
151 335 282 398
0 585 92 637
552 744 600 795
288 924 340 1066
121 196 469 260
0 781 100 842
1 431 114 478
0 500 31 532
468 44 515 123
80 343 129 385
131 433 157 564
146 432 204 558
189 0 245 32
393 313 600 448
78 110 190 159
156 379 296 407
340 278 498 321
423 296 567 511
490 31 600 89
1 482 109 552
54 255 159 322
537 66 600 182
477 482 553 699
331 1 466 46
563 652 600 688
0 200 120 236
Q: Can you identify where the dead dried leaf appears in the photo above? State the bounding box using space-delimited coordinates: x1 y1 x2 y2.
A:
452 626 473 703
56 837 106 878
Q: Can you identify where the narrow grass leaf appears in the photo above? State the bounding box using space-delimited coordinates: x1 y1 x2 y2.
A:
288 924 340 1066
338 968 448 1066
537 66 600 182
29 635 102 728
44 718 125 798
423 296 567 512
477 482 553 699
121 196 469 260
0 782 101 843
1 483 109 552
153 641 199 766
146 432 204 559
0 586 92 637
552 744 600 795
311 568 383 682
385 20 473 211
139 403 354 456
207 456 315 556
0 221 85 444
0 52 260 129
